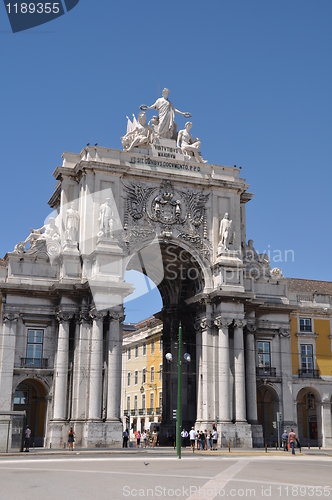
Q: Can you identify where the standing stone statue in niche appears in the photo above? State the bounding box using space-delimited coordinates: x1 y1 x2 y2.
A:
98 198 113 238
140 88 191 140
65 202 80 242
177 121 207 163
121 112 151 152
218 213 233 251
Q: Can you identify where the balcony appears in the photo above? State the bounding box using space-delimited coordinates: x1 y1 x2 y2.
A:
20 358 48 369
147 407 154 415
124 410 129 416
256 367 276 377
130 409 137 416
155 407 161 415
298 369 319 379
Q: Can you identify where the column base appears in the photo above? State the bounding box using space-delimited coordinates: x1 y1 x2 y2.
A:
250 423 264 448
46 419 122 449
218 422 253 448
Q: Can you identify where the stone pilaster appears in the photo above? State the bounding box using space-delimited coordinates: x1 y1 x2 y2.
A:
88 308 107 420
245 323 258 423
0 313 18 412
107 311 124 420
195 314 214 424
53 312 71 420
195 322 203 422
214 317 232 422
71 310 91 421
279 328 294 425
234 319 247 422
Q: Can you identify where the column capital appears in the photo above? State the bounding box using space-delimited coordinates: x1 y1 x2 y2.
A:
245 322 256 334
279 328 291 338
194 318 212 332
55 311 72 324
109 311 125 323
78 309 92 325
89 308 108 321
3 313 19 323
234 319 247 330
214 316 232 329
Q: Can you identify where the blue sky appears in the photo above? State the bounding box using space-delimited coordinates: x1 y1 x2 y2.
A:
1 1 331 323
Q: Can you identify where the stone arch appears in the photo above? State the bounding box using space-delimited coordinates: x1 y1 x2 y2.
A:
257 384 280 445
296 386 321 447
13 378 49 447
124 237 211 434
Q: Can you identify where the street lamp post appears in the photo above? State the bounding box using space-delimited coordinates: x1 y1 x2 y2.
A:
176 321 182 459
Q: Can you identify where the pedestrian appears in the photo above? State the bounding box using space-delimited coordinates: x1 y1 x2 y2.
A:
136 430 141 448
282 429 288 451
196 430 200 451
123 428 129 448
67 427 75 451
208 430 213 450
24 425 31 452
200 430 206 450
181 428 188 447
288 428 297 455
152 427 158 447
142 430 147 448
212 427 218 450
189 427 196 451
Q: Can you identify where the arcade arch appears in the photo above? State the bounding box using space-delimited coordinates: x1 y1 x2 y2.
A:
296 387 321 447
257 384 280 445
13 378 48 447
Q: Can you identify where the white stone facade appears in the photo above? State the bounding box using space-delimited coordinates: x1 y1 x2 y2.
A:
0 125 331 449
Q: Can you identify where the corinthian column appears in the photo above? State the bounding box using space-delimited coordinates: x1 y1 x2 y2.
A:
214 317 232 422
234 320 247 422
245 323 258 423
88 309 106 420
53 312 71 420
107 311 124 420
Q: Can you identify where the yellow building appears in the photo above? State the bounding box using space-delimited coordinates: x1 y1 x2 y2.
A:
122 317 163 437
288 279 332 447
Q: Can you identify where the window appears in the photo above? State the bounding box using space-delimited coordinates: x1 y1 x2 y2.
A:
301 344 313 371
142 394 146 411
26 329 43 367
127 372 131 386
128 348 131 360
142 368 147 384
159 392 162 409
126 396 130 412
257 342 271 371
134 370 138 385
14 385 28 405
149 392 154 409
135 345 139 358
151 339 155 355
150 366 155 383
134 395 138 411
159 337 163 352
143 342 147 356
300 318 312 332
159 364 163 382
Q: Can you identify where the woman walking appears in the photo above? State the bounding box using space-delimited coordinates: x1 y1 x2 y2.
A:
67 427 75 451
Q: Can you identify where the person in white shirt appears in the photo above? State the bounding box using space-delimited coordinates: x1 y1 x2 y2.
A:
189 427 196 451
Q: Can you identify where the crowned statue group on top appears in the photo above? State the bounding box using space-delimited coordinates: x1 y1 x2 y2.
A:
121 88 207 163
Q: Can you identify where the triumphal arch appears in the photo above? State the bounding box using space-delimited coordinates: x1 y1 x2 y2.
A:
0 89 294 448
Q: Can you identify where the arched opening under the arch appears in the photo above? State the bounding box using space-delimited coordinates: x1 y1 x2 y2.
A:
257 385 279 445
125 240 208 434
13 379 48 447
296 388 320 446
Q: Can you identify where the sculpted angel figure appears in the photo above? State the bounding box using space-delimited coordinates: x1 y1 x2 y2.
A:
15 217 60 253
177 121 207 163
140 88 191 140
121 112 150 152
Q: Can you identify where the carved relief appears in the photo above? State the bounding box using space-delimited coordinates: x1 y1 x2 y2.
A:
123 179 211 258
